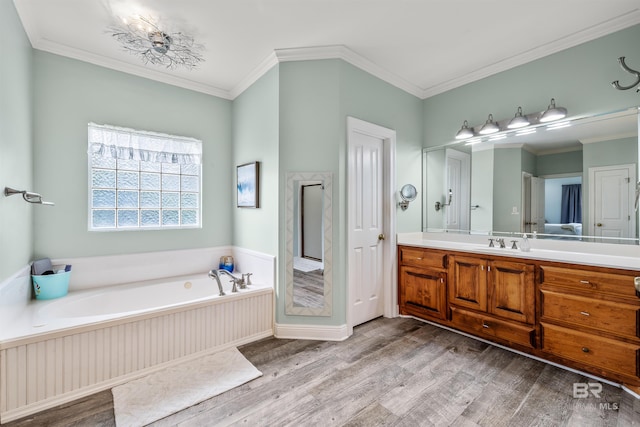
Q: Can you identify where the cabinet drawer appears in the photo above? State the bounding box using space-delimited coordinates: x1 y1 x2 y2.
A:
540 265 638 298
542 323 640 378
400 247 447 269
541 290 640 340
450 307 535 349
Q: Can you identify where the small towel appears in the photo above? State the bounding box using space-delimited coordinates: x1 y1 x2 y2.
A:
31 258 53 275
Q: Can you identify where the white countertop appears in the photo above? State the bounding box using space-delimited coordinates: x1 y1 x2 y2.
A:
398 232 640 271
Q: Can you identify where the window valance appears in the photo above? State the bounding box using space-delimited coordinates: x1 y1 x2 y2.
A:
88 123 202 165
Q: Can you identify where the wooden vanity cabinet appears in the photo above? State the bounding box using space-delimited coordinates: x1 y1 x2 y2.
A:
448 254 536 349
398 247 448 321
539 263 640 386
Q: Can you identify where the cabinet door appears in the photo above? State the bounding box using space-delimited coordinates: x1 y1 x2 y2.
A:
448 255 487 312
399 266 447 320
488 259 535 324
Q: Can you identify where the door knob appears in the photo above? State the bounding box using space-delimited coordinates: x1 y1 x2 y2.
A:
378 234 385 241
597 223 603 227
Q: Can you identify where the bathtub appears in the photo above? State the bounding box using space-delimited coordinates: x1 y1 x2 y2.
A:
0 272 273 423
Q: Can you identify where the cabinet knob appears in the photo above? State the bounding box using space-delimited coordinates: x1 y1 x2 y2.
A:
582 347 590 353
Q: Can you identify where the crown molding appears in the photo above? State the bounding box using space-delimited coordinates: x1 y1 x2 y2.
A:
421 9 640 99
16 5 640 102
30 38 233 99
228 51 279 99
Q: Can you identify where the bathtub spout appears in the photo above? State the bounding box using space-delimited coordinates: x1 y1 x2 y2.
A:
208 269 243 295
208 270 226 296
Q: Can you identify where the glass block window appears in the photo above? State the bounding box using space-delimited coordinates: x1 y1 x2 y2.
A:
88 123 202 230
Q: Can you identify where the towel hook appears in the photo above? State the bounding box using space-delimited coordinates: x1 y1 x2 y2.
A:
611 56 640 92
4 187 55 206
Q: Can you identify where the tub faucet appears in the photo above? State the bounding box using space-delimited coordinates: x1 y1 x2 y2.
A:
208 269 243 295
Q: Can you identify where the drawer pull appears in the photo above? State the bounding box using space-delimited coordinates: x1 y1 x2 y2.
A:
482 323 490 329
579 280 590 284
582 347 590 353
579 311 590 316
416 257 423 260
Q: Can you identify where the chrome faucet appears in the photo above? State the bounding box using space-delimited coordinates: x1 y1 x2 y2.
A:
496 238 506 248
208 269 244 295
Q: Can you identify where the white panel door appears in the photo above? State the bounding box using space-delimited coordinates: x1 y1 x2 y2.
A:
348 130 384 327
590 165 635 239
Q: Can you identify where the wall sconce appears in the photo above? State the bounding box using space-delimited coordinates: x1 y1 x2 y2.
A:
478 114 500 135
4 187 55 206
455 120 474 140
539 98 567 123
398 184 417 211
507 106 530 129
435 189 452 211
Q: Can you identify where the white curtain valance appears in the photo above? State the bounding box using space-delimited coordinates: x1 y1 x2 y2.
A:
88 123 202 165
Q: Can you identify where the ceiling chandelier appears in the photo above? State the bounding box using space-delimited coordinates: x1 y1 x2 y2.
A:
109 16 204 70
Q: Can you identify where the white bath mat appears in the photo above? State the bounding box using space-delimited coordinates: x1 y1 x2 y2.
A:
293 256 323 272
111 347 261 426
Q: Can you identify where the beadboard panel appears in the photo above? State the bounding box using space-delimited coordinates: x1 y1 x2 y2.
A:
0 291 273 423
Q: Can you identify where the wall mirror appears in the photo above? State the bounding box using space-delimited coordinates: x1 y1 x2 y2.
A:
285 172 333 316
423 106 639 245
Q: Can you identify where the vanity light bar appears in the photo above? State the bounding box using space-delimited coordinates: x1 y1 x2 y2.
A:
488 134 507 142
516 128 537 137
546 121 571 131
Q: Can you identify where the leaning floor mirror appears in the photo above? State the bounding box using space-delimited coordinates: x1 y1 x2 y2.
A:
285 172 333 316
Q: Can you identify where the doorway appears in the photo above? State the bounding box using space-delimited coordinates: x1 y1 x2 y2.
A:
347 117 396 334
588 164 636 239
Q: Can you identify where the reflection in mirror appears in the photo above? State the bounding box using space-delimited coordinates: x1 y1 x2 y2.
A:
285 172 332 316
423 107 639 245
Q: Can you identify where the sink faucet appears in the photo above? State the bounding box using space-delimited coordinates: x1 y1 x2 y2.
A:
208 269 244 295
496 238 506 248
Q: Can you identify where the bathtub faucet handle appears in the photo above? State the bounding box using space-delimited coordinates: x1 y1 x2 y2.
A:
242 273 252 288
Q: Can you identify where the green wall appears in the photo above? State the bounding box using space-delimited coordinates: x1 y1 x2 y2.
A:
537 150 583 176
0 1 33 282
493 147 522 232
277 60 422 326
232 66 280 256
32 52 232 259
423 24 640 149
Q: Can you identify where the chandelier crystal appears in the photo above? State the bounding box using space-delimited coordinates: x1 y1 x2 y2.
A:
109 16 204 70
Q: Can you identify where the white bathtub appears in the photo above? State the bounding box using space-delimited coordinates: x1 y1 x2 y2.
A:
36 274 241 324
0 272 274 423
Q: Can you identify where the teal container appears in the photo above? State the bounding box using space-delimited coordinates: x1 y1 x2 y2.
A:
32 271 70 300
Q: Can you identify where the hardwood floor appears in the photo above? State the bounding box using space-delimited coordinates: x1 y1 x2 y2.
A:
4 317 640 426
293 269 324 308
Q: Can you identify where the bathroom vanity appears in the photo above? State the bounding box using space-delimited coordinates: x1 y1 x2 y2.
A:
397 233 640 394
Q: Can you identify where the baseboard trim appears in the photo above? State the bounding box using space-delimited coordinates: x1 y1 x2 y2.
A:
274 323 349 341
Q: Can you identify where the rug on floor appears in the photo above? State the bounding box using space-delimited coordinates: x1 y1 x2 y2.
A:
293 256 323 272
111 347 262 426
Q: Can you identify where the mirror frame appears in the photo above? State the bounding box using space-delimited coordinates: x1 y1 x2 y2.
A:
421 107 640 245
285 172 333 316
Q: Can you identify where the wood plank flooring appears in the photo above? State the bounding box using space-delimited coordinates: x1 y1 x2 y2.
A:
3 317 640 426
293 269 324 308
